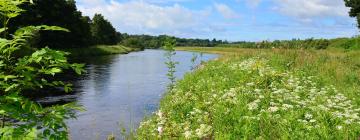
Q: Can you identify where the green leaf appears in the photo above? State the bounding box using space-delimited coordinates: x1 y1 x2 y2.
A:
3 75 17 81
5 84 19 92
49 68 62 76
0 28 6 33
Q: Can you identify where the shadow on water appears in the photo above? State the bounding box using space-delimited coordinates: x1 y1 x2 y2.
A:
34 49 217 140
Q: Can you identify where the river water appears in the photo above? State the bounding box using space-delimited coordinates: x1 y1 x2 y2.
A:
59 50 217 139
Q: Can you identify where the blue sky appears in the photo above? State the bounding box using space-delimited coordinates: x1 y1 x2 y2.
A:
76 0 358 41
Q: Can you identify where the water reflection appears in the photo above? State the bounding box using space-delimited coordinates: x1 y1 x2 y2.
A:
65 50 217 139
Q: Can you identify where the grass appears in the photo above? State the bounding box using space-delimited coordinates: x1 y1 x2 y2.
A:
136 47 360 139
62 45 139 58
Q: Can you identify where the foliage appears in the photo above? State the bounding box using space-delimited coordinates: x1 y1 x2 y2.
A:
7 0 93 48
163 37 178 91
120 34 223 49
121 37 147 50
214 37 360 50
0 0 84 139
63 45 137 57
91 14 119 45
345 0 360 29
137 48 360 139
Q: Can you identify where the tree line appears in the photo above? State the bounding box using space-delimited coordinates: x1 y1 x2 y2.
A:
121 34 227 50
215 37 360 50
4 0 119 48
2 0 227 50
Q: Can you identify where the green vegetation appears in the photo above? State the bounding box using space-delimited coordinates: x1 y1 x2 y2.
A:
91 14 119 45
5 0 121 49
163 38 178 90
137 47 360 139
193 37 360 50
0 0 84 139
63 45 138 57
120 34 225 50
345 0 360 29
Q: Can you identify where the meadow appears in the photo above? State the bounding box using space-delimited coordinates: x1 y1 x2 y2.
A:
136 47 360 139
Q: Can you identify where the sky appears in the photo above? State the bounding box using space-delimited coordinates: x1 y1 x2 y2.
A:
76 0 359 41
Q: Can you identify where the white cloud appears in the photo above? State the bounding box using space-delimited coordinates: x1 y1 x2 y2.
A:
214 3 239 19
76 0 211 36
273 0 350 21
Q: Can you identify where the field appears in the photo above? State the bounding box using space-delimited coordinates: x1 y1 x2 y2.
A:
136 47 360 139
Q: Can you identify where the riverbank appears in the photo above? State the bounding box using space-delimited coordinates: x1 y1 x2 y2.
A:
137 47 360 139
62 45 140 58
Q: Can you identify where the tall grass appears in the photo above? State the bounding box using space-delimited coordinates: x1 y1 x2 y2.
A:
136 47 360 139
62 45 139 57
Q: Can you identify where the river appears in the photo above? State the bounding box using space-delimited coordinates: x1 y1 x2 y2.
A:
46 49 217 139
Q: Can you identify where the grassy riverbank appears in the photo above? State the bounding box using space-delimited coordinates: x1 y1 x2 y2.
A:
62 45 139 57
136 47 360 139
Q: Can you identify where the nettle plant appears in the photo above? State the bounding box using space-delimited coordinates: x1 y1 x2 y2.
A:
0 0 84 139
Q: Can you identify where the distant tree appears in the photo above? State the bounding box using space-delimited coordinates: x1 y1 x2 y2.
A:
91 14 118 45
345 0 360 29
122 37 145 50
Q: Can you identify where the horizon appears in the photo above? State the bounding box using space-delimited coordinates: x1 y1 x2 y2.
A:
76 0 359 41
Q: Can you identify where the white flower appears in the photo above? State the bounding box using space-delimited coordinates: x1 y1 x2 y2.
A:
254 89 261 93
268 107 279 112
157 110 163 118
282 104 294 110
195 124 212 138
336 125 343 130
305 113 313 119
246 82 255 86
248 102 259 110
157 126 163 134
184 131 192 138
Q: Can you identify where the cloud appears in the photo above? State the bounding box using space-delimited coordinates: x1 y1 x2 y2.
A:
236 0 262 8
272 0 350 21
145 0 193 4
76 0 212 36
214 3 239 19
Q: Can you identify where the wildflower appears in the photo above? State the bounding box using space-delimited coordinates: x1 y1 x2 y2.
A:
336 125 343 130
184 131 192 138
305 113 313 119
282 104 294 110
157 110 163 118
268 106 279 112
345 120 352 124
157 126 163 135
309 119 316 123
246 82 255 86
254 89 261 93
195 124 212 138
248 102 259 110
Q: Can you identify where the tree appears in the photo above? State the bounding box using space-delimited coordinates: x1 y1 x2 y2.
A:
122 37 145 50
345 0 360 29
91 14 118 45
10 0 93 48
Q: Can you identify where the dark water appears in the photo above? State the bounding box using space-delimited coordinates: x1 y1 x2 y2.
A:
60 50 217 140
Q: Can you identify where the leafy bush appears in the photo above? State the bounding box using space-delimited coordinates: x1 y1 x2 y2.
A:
0 0 84 139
